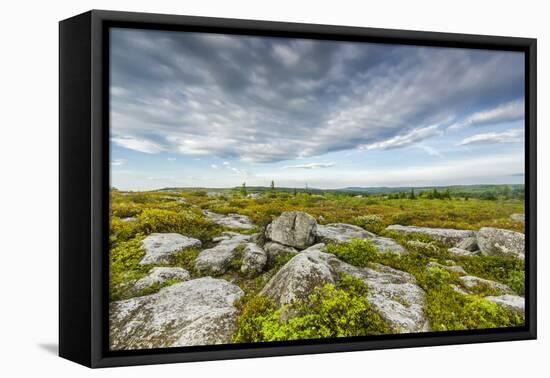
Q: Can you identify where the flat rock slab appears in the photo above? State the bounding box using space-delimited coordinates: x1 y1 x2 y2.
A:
266 211 318 249
204 211 253 229
140 233 202 265
109 277 244 350
386 225 475 246
476 227 525 259
485 295 525 314
459 276 512 294
195 233 250 275
316 223 376 243
317 223 405 255
447 247 480 257
133 267 190 292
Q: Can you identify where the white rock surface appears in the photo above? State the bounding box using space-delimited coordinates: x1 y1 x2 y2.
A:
459 276 512 294
195 233 249 275
241 243 267 277
316 223 405 254
485 294 525 314
109 277 244 350
204 211 253 229
139 233 202 265
477 227 525 259
386 225 475 246
133 267 190 291
265 211 318 249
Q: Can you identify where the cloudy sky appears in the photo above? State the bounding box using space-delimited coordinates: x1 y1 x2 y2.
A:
110 28 525 190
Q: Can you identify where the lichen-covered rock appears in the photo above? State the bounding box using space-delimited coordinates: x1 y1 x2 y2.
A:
109 277 244 350
316 223 375 243
509 213 525 223
241 243 267 277
260 245 428 333
485 295 525 314
447 247 480 257
459 276 513 294
260 247 337 306
263 242 298 263
337 262 429 333
476 227 525 259
455 237 479 252
133 267 190 292
140 233 202 265
370 237 407 255
195 233 248 275
265 211 318 249
203 211 253 229
426 261 466 275
386 225 475 246
316 223 405 254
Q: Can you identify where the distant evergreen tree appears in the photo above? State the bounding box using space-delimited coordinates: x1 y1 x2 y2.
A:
241 182 247 196
293 187 297 196
409 188 416 200
270 180 275 191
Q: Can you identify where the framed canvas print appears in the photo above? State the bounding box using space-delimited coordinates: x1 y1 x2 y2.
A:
59 10 537 368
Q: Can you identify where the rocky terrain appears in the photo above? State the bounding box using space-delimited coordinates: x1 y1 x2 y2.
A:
109 195 526 350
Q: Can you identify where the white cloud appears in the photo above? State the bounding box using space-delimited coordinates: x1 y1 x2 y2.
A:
112 136 164 154
166 157 176 161
284 162 335 169
272 44 299 66
458 128 524 146
450 100 524 130
417 145 442 158
210 164 219 169
223 161 230 165
361 125 442 151
110 159 127 166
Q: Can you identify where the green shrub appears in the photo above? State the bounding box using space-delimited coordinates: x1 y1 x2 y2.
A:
233 275 390 343
109 235 149 301
327 239 380 267
172 248 201 276
354 214 384 234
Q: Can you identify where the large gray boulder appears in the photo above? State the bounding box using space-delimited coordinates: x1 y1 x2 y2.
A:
109 277 244 350
316 223 375 243
241 243 268 277
485 295 525 314
133 267 190 292
195 233 250 275
459 276 513 294
260 244 428 333
337 262 429 333
203 211 253 229
316 223 406 255
385 225 475 246
260 244 336 306
476 227 525 259
265 211 318 249
140 233 202 265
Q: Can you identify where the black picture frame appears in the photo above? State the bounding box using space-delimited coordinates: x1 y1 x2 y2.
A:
59 9 537 368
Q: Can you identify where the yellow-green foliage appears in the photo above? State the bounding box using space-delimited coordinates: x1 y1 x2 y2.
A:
109 235 149 301
233 275 390 343
325 239 525 331
353 214 384 234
